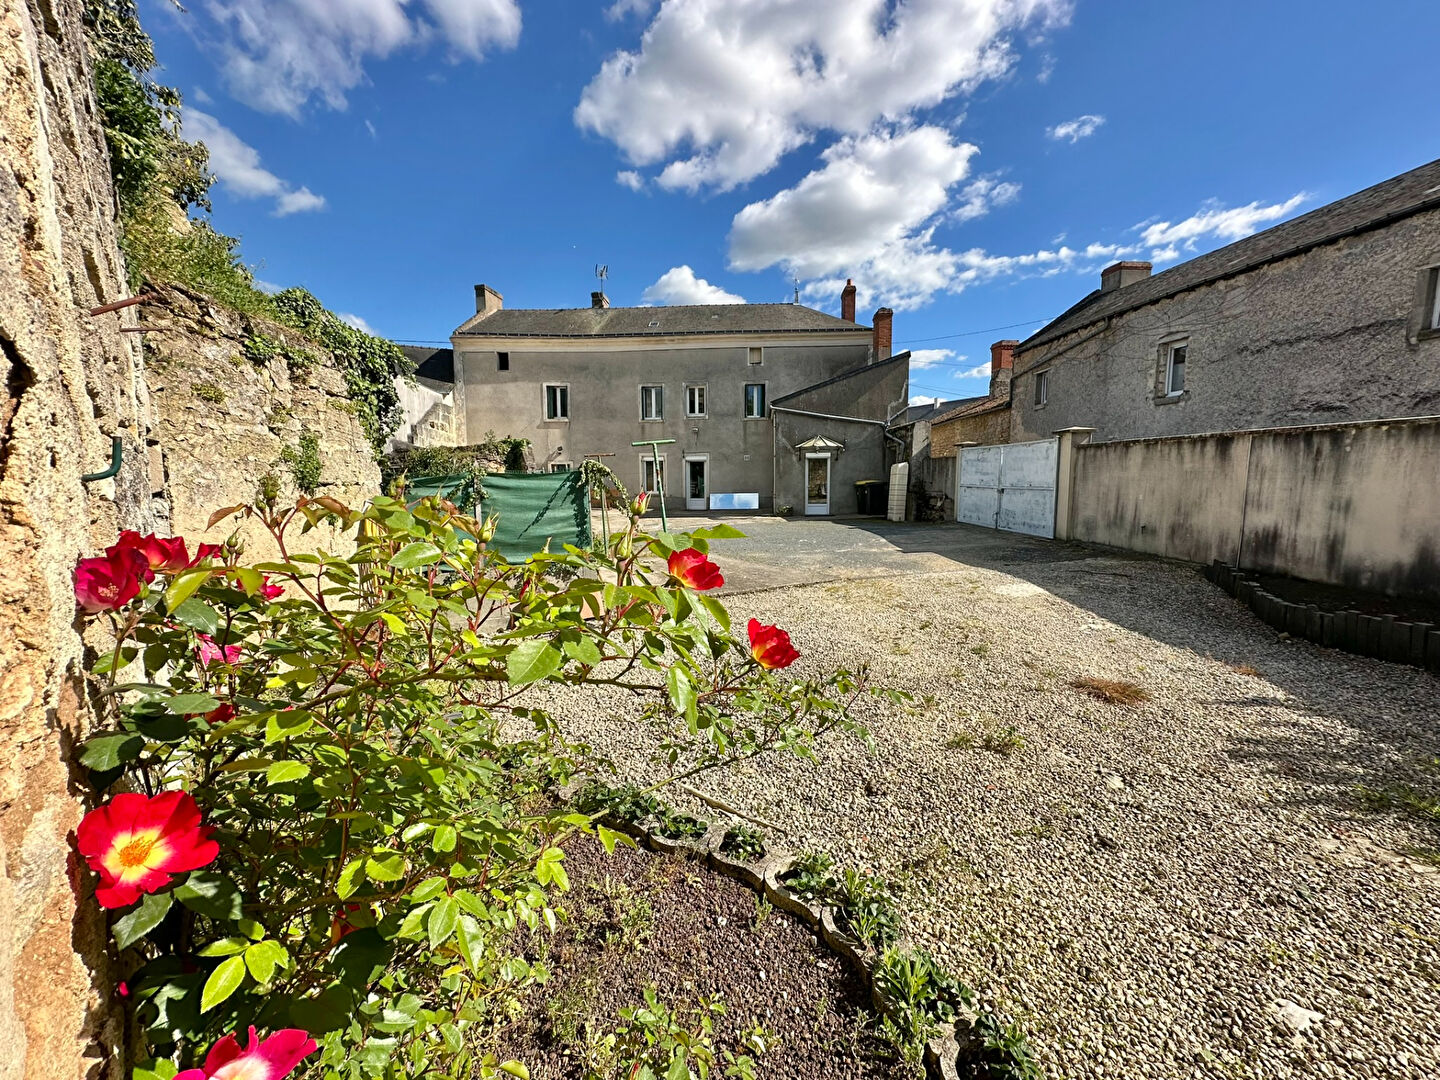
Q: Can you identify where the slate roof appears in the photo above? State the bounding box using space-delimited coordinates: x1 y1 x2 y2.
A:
1020 156 1440 354
770 351 912 407
454 303 869 339
898 397 977 425
399 345 455 387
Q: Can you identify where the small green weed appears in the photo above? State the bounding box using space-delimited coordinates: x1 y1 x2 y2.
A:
945 732 976 750
980 726 1026 755
964 1011 1044 1080
192 381 225 404
1354 783 1440 822
720 823 766 861
279 429 322 495
242 333 282 365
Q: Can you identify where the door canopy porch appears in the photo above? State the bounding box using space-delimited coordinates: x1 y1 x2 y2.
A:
795 435 845 455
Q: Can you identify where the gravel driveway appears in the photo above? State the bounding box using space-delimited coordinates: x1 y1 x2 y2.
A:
537 516 1440 1080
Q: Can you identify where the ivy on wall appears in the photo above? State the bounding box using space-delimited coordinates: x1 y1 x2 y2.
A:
84 0 412 458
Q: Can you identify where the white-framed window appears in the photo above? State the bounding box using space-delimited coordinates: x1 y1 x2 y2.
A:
639 454 668 494
744 382 767 419
748 346 764 365
544 384 569 420
640 384 664 421
1034 371 1049 407
1164 341 1188 396
1428 267 1440 331
686 384 707 417
550 462 571 473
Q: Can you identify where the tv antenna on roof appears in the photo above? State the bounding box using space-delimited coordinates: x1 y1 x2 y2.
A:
792 277 800 304
595 265 608 286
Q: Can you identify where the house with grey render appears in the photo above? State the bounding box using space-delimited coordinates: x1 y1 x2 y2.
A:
442 280 910 514
1009 156 1440 443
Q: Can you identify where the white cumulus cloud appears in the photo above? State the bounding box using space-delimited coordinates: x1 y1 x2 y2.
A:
615 169 646 191
577 0 1072 192
194 0 522 116
1137 194 1308 254
606 0 656 20
338 312 377 334
908 348 959 370
184 109 327 216
729 126 979 310
640 266 747 305
1047 113 1104 143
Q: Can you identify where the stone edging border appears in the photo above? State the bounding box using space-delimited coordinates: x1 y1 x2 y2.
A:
600 814 970 1080
1205 561 1440 672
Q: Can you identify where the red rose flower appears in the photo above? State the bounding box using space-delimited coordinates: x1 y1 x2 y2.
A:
187 543 224 567
174 1027 317 1080
259 576 284 601
74 548 150 612
196 634 242 668
329 902 368 944
204 703 236 725
75 791 219 909
747 618 800 670
110 531 190 575
667 548 724 591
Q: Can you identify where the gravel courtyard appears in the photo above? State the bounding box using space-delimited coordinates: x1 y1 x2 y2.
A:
539 516 1440 1080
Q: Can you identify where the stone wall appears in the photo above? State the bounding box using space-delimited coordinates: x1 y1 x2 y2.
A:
142 285 380 563
1010 207 1440 442
1 1 151 1075
928 401 1011 457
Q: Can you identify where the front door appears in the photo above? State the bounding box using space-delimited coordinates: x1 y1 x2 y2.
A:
685 456 708 511
805 454 830 515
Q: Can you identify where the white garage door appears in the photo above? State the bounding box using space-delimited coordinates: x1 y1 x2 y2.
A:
956 437 1058 539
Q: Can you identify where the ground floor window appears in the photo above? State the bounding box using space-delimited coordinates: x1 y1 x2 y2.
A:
550 462 571 473
640 454 668 494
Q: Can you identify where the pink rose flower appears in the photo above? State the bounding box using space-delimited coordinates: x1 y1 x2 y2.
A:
74 548 150 612
174 1027 317 1080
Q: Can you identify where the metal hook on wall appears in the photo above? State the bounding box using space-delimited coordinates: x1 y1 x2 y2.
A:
81 436 123 483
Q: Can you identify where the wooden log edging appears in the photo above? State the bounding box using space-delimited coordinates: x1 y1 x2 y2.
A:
595 812 968 1080
1203 561 1440 671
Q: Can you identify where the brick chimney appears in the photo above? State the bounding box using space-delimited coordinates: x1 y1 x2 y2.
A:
840 279 857 322
1100 261 1151 293
872 307 893 361
590 291 610 309
988 339 1018 398
473 283 503 318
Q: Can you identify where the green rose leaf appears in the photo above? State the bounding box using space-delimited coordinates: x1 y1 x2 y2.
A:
365 852 406 883
506 639 562 686
563 637 602 667
428 895 459 950
113 890 172 949
170 598 219 635
163 567 214 613
175 872 243 920
80 732 145 773
597 826 637 855
389 542 443 570
200 954 246 1012
431 825 458 853
165 693 221 715
266 760 311 786
336 858 365 899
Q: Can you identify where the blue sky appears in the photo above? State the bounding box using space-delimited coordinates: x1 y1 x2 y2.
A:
142 0 1437 404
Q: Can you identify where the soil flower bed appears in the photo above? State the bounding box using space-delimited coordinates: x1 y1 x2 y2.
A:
492 835 906 1079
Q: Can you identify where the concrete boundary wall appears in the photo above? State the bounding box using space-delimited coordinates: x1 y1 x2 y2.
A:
1064 416 1440 601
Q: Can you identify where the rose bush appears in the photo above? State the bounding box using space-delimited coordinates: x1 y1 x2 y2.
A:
75 497 886 1078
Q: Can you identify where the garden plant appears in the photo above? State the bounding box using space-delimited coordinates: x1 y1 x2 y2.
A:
72 490 881 1079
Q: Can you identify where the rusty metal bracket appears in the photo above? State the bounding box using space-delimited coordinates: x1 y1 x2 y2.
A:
81 436 123 482
88 293 155 317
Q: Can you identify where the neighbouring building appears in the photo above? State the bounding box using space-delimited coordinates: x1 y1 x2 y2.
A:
1010 157 1440 442
391 345 459 449
445 279 909 513
928 339 1018 455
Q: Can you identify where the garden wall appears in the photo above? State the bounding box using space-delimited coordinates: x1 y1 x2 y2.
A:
1067 415 1440 600
143 285 380 564
1 0 150 1074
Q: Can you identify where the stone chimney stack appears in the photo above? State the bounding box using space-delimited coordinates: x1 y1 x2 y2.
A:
872 307 893 361
840 279 857 322
1100 261 1152 293
988 339 1018 398
473 284 503 318
591 291 610 309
